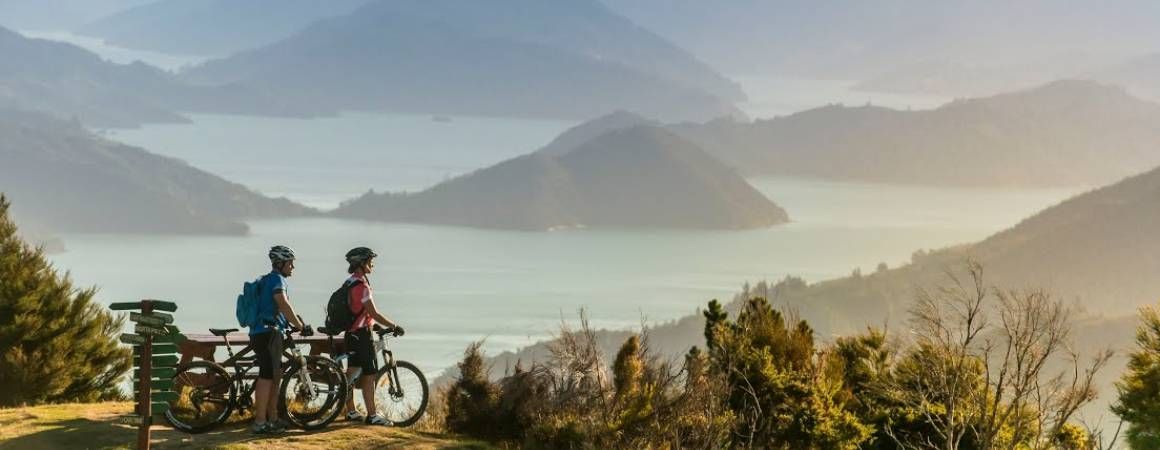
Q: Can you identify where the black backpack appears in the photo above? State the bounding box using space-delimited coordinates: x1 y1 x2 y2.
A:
325 279 363 331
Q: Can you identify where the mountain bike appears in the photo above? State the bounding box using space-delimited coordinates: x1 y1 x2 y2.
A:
163 321 346 433
317 324 428 426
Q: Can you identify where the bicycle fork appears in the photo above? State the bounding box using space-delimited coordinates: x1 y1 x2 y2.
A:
290 348 318 400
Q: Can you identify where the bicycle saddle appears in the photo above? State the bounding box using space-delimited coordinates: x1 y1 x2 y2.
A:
209 328 239 336
316 326 344 336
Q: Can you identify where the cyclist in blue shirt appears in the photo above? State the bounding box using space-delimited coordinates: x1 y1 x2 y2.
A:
251 245 307 434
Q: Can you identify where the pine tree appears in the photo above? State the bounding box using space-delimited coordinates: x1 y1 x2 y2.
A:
1113 305 1160 449
0 195 131 406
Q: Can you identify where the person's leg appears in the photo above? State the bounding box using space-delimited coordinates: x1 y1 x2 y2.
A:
251 331 273 426
361 374 377 416
265 332 284 427
253 379 271 423
357 328 383 423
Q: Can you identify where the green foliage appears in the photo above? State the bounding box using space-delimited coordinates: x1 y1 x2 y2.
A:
442 272 1106 449
0 195 131 406
705 297 871 449
1114 306 1160 449
444 341 499 438
1054 423 1090 450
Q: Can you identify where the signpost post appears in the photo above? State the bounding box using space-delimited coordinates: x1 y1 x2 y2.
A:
109 300 183 450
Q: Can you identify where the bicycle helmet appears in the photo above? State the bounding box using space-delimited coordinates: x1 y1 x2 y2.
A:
269 245 296 263
345 247 378 264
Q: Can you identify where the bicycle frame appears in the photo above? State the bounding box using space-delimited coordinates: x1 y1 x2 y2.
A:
325 327 398 390
214 328 318 411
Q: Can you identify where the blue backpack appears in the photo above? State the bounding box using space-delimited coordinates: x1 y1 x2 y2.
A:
235 275 266 328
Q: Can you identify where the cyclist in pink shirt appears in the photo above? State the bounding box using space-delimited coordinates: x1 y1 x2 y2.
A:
341 247 403 425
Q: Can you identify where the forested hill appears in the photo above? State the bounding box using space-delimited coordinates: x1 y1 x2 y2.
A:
180 0 743 123
334 126 787 231
79 0 372 57
0 25 188 128
0 109 311 235
673 80 1160 187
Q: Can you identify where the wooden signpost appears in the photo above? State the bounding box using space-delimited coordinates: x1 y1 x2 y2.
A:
109 300 185 450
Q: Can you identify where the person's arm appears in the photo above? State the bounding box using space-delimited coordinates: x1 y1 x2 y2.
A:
363 299 397 329
273 290 305 329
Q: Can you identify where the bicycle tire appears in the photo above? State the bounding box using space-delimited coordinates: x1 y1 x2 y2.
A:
164 360 236 433
279 355 347 430
375 360 428 427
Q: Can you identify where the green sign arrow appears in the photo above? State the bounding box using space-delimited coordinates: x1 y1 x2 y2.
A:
151 391 179 402
130 312 172 326
146 300 178 312
134 344 178 355
134 355 179 367
119 334 146 345
135 367 177 379
134 324 168 337
109 302 143 311
150 380 175 391
150 401 171 413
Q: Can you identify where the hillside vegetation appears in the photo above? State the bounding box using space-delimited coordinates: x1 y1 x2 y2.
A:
0 109 311 235
674 80 1160 187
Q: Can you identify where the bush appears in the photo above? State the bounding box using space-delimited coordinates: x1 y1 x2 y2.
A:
0 195 131 406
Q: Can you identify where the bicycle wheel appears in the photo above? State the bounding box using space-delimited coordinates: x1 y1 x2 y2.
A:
374 360 428 427
164 360 235 433
279 355 347 430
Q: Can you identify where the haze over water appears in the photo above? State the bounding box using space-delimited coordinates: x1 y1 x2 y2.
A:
36 33 1075 376
48 176 1076 377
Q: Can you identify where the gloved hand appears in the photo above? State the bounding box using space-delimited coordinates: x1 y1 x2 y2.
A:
301 324 315 337
392 325 405 337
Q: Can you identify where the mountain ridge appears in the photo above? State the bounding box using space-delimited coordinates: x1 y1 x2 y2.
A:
179 0 744 123
671 80 1160 187
0 108 313 236
335 126 787 231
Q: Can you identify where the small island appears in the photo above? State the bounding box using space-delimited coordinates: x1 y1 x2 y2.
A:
334 126 788 231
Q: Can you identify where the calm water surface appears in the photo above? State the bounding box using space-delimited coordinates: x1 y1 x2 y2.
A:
105 113 576 209
48 179 1077 377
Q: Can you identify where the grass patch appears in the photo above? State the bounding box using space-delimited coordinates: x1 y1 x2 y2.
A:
0 402 489 449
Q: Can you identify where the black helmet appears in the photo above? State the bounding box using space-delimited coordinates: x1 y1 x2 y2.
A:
269 245 296 263
345 247 378 264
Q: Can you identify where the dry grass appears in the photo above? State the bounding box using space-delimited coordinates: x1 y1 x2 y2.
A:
0 402 490 450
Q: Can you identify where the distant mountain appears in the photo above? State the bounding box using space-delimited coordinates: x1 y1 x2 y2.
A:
1095 53 1160 102
0 26 321 127
672 80 1160 187
602 0 1160 78
335 126 787 230
79 0 373 57
535 110 657 157
181 0 744 123
0 0 151 30
0 109 312 235
851 52 1122 98
0 25 191 127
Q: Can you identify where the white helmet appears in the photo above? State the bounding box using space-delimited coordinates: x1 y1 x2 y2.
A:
268 245 296 264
